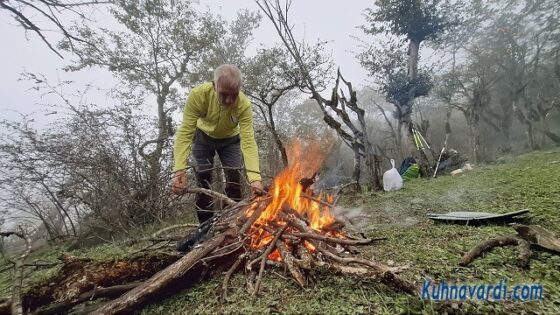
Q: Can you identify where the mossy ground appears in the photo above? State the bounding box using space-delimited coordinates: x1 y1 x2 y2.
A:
1 150 559 314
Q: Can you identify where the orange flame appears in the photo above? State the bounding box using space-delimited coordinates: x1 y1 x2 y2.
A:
247 139 336 250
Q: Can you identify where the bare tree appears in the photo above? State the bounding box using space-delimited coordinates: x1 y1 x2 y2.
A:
244 45 330 168
0 75 187 243
0 0 107 58
256 0 383 191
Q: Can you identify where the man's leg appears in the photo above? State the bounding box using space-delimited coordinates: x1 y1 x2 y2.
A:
217 136 242 202
192 137 216 224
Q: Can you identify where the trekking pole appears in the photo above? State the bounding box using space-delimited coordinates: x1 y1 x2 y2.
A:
433 133 449 178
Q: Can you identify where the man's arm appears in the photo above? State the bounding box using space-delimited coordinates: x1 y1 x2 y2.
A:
173 90 203 173
237 100 262 184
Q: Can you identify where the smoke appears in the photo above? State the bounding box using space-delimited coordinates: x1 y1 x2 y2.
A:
331 204 420 233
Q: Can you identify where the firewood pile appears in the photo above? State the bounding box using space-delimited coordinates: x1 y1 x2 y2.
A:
92 140 419 314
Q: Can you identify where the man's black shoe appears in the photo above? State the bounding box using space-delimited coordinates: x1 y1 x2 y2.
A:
176 219 214 252
176 228 204 252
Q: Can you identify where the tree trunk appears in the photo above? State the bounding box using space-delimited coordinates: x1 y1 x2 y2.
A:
364 153 382 191
473 116 481 163
408 40 420 84
268 105 289 167
351 148 361 192
359 107 382 191
500 102 514 153
272 131 288 167
527 122 537 150
402 38 431 176
398 120 414 160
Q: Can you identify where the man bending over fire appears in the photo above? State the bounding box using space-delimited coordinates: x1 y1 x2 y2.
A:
172 64 263 251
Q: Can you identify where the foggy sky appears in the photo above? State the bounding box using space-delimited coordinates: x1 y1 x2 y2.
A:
0 0 372 123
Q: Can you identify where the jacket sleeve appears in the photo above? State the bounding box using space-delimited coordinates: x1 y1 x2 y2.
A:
173 89 203 173
238 101 262 183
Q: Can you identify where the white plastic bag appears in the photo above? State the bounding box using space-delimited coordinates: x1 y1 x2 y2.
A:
383 159 403 192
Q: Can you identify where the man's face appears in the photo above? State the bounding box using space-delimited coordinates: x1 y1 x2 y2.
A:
215 80 240 107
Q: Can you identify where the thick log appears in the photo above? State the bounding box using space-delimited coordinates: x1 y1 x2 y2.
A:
512 224 560 253
90 232 233 315
32 282 141 315
459 235 531 268
22 253 180 313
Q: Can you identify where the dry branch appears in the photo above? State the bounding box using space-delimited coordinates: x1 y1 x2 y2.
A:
459 236 531 268
277 241 306 288
512 224 560 253
288 232 382 246
221 255 246 302
254 227 287 296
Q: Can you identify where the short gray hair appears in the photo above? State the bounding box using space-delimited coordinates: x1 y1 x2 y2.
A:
213 64 242 89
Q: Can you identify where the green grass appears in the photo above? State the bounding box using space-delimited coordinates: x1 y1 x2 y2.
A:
2 150 560 314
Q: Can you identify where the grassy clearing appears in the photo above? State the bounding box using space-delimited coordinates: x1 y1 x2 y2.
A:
1 150 559 314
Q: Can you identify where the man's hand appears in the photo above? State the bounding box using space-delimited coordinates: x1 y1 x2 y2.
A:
250 180 265 197
172 170 188 195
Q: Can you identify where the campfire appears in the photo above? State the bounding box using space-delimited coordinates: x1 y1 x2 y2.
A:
1 139 418 315
90 139 418 314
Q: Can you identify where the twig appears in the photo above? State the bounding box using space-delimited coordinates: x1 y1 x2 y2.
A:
288 232 383 246
300 193 334 208
185 187 236 207
253 226 287 296
130 240 172 255
221 255 246 303
151 224 199 238
202 240 244 263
